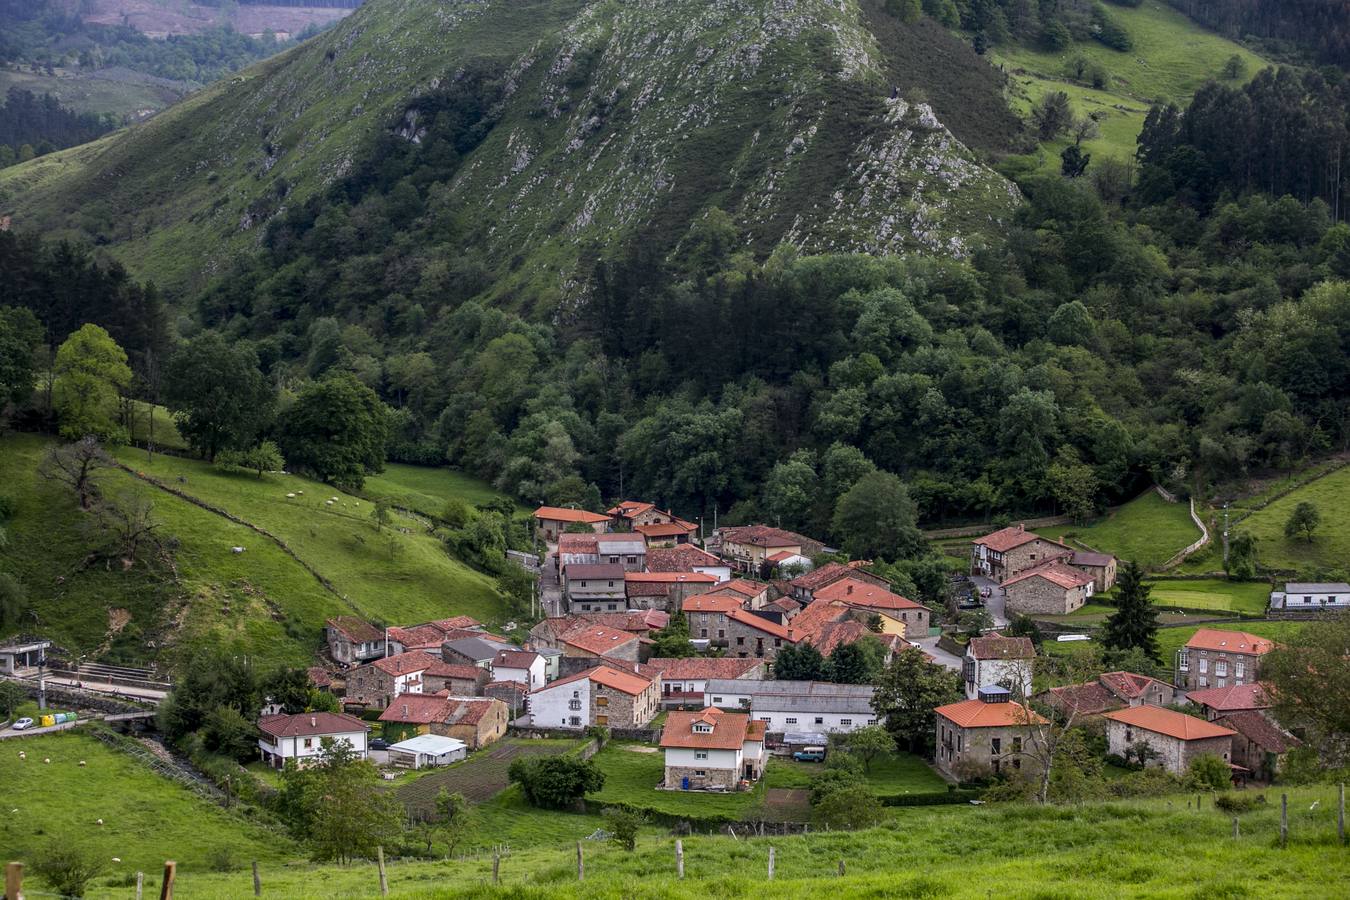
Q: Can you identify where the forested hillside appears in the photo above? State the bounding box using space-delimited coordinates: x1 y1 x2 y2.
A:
1167 0 1350 65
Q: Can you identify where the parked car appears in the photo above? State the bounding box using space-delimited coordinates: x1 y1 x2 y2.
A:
11 717 34 730
792 747 826 762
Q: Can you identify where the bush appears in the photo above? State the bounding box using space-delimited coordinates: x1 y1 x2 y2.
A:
1186 753 1232 792
812 784 885 830
1215 793 1262 814
508 755 605 809
603 806 645 851
33 844 106 897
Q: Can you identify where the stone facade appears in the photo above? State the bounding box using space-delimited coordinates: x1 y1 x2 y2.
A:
722 617 788 661
1104 721 1232 775
423 671 484 696
935 720 1040 781
662 763 737 791
1004 574 1091 615
592 677 660 728
432 701 509 750
343 666 398 709
1175 648 1263 692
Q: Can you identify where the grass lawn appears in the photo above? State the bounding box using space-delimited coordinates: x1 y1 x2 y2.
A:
361 463 522 520
1146 579 1270 615
1040 491 1200 570
587 743 763 819
111 447 508 629
1231 465 1350 575
104 784 1347 898
0 730 296 892
766 751 946 796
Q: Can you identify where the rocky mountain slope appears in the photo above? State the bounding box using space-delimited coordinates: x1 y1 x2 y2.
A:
0 0 1022 304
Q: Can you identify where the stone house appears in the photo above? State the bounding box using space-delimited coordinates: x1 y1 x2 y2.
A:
660 707 766 790
1068 550 1117 592
1185 682 1272 720
970 525 1071 582
647 656 766 705
645 544 732 582
1002 560 1095 615
384 616 482 655
1214 711 1300 781
377 695 508 749
934 688 1048 780
623 571 718 611
1103 706 1235 775
527 664 659 729
684 593 747 643
422 661 487 697
533 506 610 542
324 616 384 666
607 500 676 530
813 577 930 637
344 650 438 709
962 634 1036 700
564 563 627 611
715 525 817 573
1040 671 1177 718
558 624 642 662
1174 628 1276 692
788 561 890 603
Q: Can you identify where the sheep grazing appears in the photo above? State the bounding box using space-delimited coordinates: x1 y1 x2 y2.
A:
96 818 104 826
286 492 296 498
78 760 87 767
17 751 25 760
112 857 121 863
43 758 50 764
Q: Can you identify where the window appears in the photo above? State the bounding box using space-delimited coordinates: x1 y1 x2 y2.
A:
695 770 706 777
840 719 852 727
1304 595 1313 604
774 639 782 648
956 734 963 751
596 715 608 725
1215 661 1228 678
759 716 771 722
785 717 798 725
718 629 725 639
700 628 708 637
1235 661 1245 678
1198 658 1208 674
1013 758 1021 770
1012 737 1022 754
1199 677 1209 687
597 697 609 707
303 738 313 749
695 751 708 760
609 557 619 564
607 581 615 587
867 719 878 725
607 604 617 611
569 699 582 711
991 738 1002 754
901 612 907 621
626 556 636 564
737 636 745 646
1177 649 1190 672
1125 729 1133 743
1217 678 1227 688
814 717 824 725
713 697 723 704
569 716 581 727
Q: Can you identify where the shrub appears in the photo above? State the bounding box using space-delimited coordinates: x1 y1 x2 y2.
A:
33 844 106 898
1187 753 1231 792
812 784 885 830
1214 793 1262 814
603 806 645 851
208 846 237 872
508 756 605 809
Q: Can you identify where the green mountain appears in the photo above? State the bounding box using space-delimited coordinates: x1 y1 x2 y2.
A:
0 0 1021 298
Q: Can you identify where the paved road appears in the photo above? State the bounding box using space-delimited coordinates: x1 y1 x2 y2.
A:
913 635 962 672
969 574 1008 627
0 719 84 740
41 675 167 703
540 550 563 618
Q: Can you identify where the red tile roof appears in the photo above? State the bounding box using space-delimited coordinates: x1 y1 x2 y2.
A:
1002 560 1093 591
493 650 541 670
561 625 640 656
624 572 718 583
558 533 599 554
636 521 698 538
967 634 1036 660
660 707 758 750
935 699 1047 728
425 661 484 681
764 597 802 613
647 657 764 681
767 550 798 563
682 594 744 613
785 599 851 639
544 664 653 697
809 620 871 656
307 666 334 689
972 524 1058 553
1104 706 1236 741
1097 671 1168 700
378 695 501 726
534 506 610 524
814 578 924 610
719 525 803 548
258 711 366 738
1043 681 1120 716
368 650 441 676
1214 711 1299 754
789 562 854 591
607 500 655 518
726 608 792 639
1185 629 1277 655
721 578 771 598
646 545 724 572
1186 683 1272 713
326 616 382 643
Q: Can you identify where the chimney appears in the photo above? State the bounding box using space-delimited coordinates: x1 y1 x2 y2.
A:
846 584 853 595
310 716 317 728
402 704 409 718
1017 523 1024 533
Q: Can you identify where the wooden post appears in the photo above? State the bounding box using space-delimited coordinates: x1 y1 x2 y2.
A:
5 862 21 900
135 871 143 900
252 860 261 896
838 859 846 877
767 846 775 881
675 840 684 879
492 848 500 885
1281 794 1289 847
1339 783 1345 845
1232 817 1240 840
1196 794 1202 810
159 861 176 900
377 846 388 897
576 842 584 881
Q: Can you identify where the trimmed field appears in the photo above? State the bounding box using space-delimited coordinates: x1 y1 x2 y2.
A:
1040 491 1200 570
586 743 764 819
765 752 946 797
1231 465 1350 575
397 737 580 813
361 463 521 520
0 730 295 891
1146 579 1269 615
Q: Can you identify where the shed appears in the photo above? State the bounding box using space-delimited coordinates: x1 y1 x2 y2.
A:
387 734 468 769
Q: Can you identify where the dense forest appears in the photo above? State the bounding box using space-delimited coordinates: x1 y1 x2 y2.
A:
925 0 1139 52
0 88 115 165
1167 0 1350 66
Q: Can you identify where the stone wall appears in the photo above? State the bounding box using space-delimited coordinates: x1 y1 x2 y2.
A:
1005 576 1088 615
936 719 1040 780
663 763 737 791
344 666 393 708
1106 721 1233 775
592 680 659 727
1001 540 1070 579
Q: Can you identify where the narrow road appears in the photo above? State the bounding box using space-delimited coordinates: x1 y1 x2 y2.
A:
540 549 563 618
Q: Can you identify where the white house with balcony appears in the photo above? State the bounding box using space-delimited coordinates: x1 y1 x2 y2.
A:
257 712 368 769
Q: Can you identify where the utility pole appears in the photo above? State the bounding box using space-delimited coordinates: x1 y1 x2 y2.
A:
1222 502 1230 564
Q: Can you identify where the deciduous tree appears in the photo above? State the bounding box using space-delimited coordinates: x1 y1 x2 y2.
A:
1284 501 1320 543
52 324 132 442
277 373 391 489
164 331 274 461
871 645 962 754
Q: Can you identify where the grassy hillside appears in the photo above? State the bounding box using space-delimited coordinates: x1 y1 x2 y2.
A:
1229 465 1350 575
994 1 1269 166
0 432 512 670
0 0 1018 300
1038 490 1200 570
30 782 1344 898
0 66 188 120
362 463 522 521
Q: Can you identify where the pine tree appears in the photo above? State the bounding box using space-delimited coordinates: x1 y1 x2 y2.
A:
1100 561 1160 662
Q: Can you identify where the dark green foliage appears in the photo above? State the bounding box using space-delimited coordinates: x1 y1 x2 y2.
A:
774 642 827 681
809 758 886 829
1284 501 1320 542
276 740 404 862
1061 144 1090 178
1226 531 1258 580
1264 612 1350 765
277 373 390 489
0 88 113 165
828 639 884 685
648 613 695 658
507 755 605 809
872 645 963 754
1214 792 1260 814
1186 753 1231 791
1032 91 1073 141
165 331 273 461
832 471 923 562
1090 5 1133 51
603 806 644 851
1100 562 1160 662
0 305 42 410
201 705 258 762
31 842 105 898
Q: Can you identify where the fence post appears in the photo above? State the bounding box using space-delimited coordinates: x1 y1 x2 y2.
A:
675 840 684 879
1232 817 1239 840
252 860 261 896
1340 783 1345 846
767 846 775 881
377 846 388 897
159 861 176 900
5 862 21 900
135 871 143 900
838 859 846 877
492 848 500 885
1281 794 1288 847
576 842 584 881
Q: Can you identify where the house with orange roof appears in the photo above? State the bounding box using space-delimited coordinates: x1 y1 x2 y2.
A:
377 694 509 749
645 544 731 581
344 650 440 709
257 712 369 769
635 519 699 547
789 562 890 603
533 505 611 542
607 500 680 530
660 707 766 790
623 571 718 611
558 624 642 662
1175 628 1278 692
813 577 930 637
647 656 767 704
934 687 1049 780
969 524 1071 582
1103 706 1236 775
528 664 659 729
1039 671 1177 718
1001 560 1095 615
1186 682 1272 720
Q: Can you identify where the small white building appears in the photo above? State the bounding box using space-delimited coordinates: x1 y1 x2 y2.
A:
1270 582 1350 611
491 649 547 691
257 712 368 769
962 634 1035 700
702 680 878 733
387 734 467 769
660 707 766 790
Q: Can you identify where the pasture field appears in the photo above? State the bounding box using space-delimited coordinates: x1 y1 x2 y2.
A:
1230 465 1350 574
1040 490 1201 570
361 463 522 520
396 738 580 814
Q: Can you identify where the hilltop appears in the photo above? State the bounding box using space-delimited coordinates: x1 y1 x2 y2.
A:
0 0 1021 299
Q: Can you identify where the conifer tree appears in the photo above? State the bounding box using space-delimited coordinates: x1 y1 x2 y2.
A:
1100 561 1160 662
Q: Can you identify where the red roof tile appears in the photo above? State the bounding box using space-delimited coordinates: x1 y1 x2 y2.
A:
561 625 640 656
1185 629 1277 655
624 571 718 583
972 524 1060 553
814 578 924 610
558 533 599 554
1001 560 1093 591
1214 711 1299 754
1097 671 1168 700
1104 706 1235 741
726 608 792 640
367 650 441 676
967 634 1036 660
607 500 655 518
534 506 610 524
721 578 771 598
646 545 724 572
660 707 757 750
647 657 765 681
682 594 744 613
719 525 803 548
258 712 366 738
636 521 698 538
935 699 1047 728
544 664 653 697
1186 682 1272 713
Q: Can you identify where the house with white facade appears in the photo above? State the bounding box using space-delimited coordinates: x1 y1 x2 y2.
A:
257 712 368 769
1269 582 1350 612
491 649 547 691
526 664 659 729
702 680 877 733
660 707 766 790
963 634 1035 700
